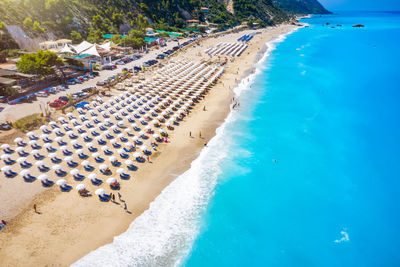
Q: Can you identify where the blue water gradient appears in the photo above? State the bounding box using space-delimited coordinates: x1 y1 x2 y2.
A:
185 11 400 266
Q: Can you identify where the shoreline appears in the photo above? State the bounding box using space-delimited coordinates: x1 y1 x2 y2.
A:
0 24 299 266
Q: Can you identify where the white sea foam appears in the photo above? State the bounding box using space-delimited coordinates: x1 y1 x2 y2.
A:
72 30 296 267
334 229 350 244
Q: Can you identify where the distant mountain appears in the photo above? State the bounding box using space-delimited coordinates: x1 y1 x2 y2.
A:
273 0 331 14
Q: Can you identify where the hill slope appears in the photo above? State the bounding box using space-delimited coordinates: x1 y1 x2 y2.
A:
274 0 331 14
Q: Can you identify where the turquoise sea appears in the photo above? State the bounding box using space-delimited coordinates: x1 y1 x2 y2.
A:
74 11 400 266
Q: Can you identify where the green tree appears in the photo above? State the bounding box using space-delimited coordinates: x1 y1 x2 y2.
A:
23 17 33 31
32 21 44 33
124 30 145 49
17 50 64 77
112 12 124 29
111 34 123 45
92 15 103 29
70 30 83 43
86 27 104 44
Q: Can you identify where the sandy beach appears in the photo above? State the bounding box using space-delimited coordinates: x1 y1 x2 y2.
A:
0 24 298 266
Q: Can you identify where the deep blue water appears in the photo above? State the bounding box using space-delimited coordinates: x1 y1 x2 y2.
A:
185 11 400 266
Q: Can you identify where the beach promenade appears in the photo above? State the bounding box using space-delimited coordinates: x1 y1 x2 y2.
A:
0 24 298 266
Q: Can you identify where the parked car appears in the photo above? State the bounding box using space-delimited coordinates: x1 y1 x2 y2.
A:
58 96 69 102
122 67 128 72
101 65 117 70
35 91 48 97
49 99 67 107
0 96 8 103
143 62 151 67
73 92 88 99
96 81 107 86
156 54 165 59
67 79 76 85
133 66 142 72
46 87 57 94
91 71 100 76
82 87 96 93
0 122 12 131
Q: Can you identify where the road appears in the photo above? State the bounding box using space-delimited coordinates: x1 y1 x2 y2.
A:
0 38 190 121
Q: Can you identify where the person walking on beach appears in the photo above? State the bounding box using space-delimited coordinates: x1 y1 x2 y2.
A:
118 192 122 201
33 204 37 213
203 106 206 111
189 131 192 137
147 156 150 162
111 193 115 202
124 203 127 211
199 131 202 138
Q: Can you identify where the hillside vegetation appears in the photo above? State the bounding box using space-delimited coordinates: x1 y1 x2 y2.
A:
0 0 329 43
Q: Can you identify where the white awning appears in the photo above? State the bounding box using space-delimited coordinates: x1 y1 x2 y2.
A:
59 44 75 54
80 45 101 57
99 42 111 52
72 41 93 54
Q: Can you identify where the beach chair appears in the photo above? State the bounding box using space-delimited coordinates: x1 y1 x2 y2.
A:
16 141 27 147
62 150 72 156
78 153 88 159
105 133 114 139
17 150 29 157
113 128 121 134
46 146 57 153
98 194 110 202
38 165 50 172
42 129 51 134
5 171 17 178
51 157 61 163
83 136 93 142
31 144 42 150
23 175 36 183
104 150 113 155
67 161 78 168
57 140 67 146
84 165 94 172
73 174 85 181
111 161 120 167
3 158 15 165
120 173 130 180
115 115 122 121
55 131 64 137
77 128 86 134
33 154 44 160
55 170 67 177
3 147 14 154
73 144 83 149
112 142 121 149
20 161 32 168
41 180 54 187
69 134 78 139
120 152 129 159
88 146 97 152
60 185 72 192
95 156 105 163
91 179 102 186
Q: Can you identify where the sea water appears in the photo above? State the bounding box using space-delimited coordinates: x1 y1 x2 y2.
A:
73 11 400 266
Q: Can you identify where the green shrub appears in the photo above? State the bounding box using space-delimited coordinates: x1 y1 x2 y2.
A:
13 114 48 132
